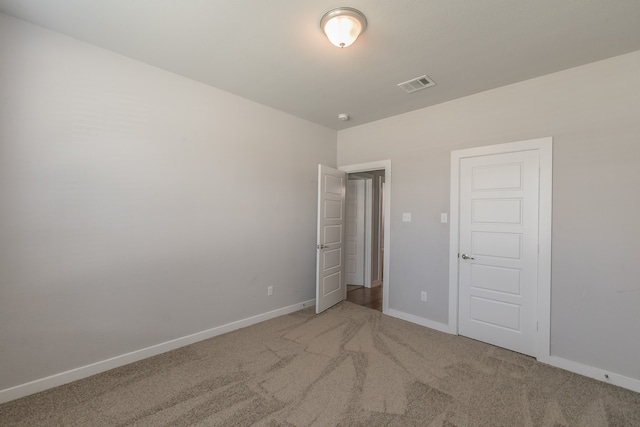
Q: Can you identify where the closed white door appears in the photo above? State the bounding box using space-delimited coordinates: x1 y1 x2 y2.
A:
345 179 365 286
458 150 540 356
316 165 347 314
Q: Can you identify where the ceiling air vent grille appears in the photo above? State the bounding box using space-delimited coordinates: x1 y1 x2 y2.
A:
397 75 436 93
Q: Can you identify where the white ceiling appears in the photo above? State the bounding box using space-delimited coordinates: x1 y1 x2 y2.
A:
2 0 640 130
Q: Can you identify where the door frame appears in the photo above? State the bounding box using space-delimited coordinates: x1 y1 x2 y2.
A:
448 138 552 363
340 160 391 314
363 178 373 287
346 174 374 287
374 175 384 287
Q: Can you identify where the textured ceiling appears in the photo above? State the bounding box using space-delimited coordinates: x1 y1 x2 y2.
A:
1 0 640 130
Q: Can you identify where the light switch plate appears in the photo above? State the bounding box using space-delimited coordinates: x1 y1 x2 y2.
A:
402 213 412 222
440 213 448 223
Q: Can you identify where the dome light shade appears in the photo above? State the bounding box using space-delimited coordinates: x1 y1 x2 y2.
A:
320 7 367 48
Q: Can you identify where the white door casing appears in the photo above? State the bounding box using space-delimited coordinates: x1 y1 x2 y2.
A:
316 165 347 314
345 179 365 286
459 150 539 356
449 138 552 362
375 177 384 287
363 178 373 288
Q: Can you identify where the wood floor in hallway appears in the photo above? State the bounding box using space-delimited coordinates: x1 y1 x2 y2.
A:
346 284 382 312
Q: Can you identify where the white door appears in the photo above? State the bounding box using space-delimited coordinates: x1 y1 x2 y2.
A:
345 179 365 286
316 165 347 314
458 150 540 356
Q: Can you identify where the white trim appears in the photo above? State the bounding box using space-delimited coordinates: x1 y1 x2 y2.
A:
339 160 391 314
537 140 553 363
363 178 373 288
377 176 384 285
386 309 450 334
550 356 640 394
448 137 553 362
0 299 315 404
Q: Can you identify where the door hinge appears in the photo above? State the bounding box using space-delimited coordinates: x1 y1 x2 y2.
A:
537 321 539 331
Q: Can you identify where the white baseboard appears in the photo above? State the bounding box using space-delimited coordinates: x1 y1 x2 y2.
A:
549 356 640 394
0 299 315 405
386 308 451 334
6 302 637 404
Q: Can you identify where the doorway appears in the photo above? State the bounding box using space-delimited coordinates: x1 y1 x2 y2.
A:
315 160 391 315
345 172 385 311
340 161 390 313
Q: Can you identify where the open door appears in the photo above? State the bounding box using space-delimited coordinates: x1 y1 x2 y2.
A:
316 164 347 314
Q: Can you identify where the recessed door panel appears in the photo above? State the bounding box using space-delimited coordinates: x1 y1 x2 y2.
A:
346 221 357 237
324 200 343 220
323 249 341 270
323 225 342 245
472 199 522 224
325 175 343 195
345 259 356 274
472 232 521 259
323 272 341 296
472 164 522 190
471 264 521 295
345 241 356 255
470 296 520 331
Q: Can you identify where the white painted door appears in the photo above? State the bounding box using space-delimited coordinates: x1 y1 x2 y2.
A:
345 179 365 286
458 150 540 356
316 165 347 314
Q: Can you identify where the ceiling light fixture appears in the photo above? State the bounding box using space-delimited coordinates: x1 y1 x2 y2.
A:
320 7 367 48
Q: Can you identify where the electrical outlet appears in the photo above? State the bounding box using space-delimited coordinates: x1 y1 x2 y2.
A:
421 291 427 302
267 285 273 296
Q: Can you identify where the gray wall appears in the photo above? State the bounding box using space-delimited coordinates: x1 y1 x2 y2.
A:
0 14 336 390
338 50 640 380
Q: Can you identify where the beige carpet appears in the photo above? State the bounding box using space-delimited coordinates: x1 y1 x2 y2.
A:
1 302 639 426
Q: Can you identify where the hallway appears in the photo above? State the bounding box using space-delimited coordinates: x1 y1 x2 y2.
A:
346 285 382 312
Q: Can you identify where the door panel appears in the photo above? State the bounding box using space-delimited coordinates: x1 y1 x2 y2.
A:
459 150 539 356
323 225 341 244
472 164 522 189
322 271 341 294
471 232 521 258
472 199 522 223
323 249 341 270
471 264 521 294
470 297 521 330
345 179 365 286
316 165 347 314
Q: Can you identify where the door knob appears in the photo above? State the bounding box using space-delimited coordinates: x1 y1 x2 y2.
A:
461 253 475 260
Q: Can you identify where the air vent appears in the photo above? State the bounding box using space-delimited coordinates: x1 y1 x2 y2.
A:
397 75 436 93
